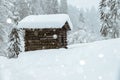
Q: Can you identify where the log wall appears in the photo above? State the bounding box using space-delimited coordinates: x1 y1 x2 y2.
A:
24 28 67 51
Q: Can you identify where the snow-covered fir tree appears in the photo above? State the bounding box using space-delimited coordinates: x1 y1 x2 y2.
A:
8 28 21 58
1 0 21 58
100 0 120 38
0 0 17 57
8 11 21 58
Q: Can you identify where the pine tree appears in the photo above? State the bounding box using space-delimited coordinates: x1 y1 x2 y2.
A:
8 10 21 58
100 0 109 37
0 0 17 57
8 28 21 58
100 0 120 38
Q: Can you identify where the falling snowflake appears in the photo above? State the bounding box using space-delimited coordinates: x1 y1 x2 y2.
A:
113 49 118 53
83 75 87 79
60 65 65 68
98 54 104 58
80 60 86 66
6 18 12 24
98 76 103 80
53 34 58 39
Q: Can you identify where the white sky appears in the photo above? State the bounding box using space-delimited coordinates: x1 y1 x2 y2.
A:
68 0 100 10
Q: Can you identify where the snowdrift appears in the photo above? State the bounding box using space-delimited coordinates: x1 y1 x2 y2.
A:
0 38 120 80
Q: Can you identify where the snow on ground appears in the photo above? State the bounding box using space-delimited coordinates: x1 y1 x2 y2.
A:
0 38 120 80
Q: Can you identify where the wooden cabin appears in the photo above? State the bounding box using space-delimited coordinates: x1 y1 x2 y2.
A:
17 14 73 51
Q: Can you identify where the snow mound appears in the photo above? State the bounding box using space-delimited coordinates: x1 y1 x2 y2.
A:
17 14 73 29
0 38 120 80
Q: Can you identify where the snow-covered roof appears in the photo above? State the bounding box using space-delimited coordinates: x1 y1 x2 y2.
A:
17 14 73 30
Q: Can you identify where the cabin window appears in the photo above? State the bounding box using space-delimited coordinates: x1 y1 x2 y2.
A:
53 34 58 39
